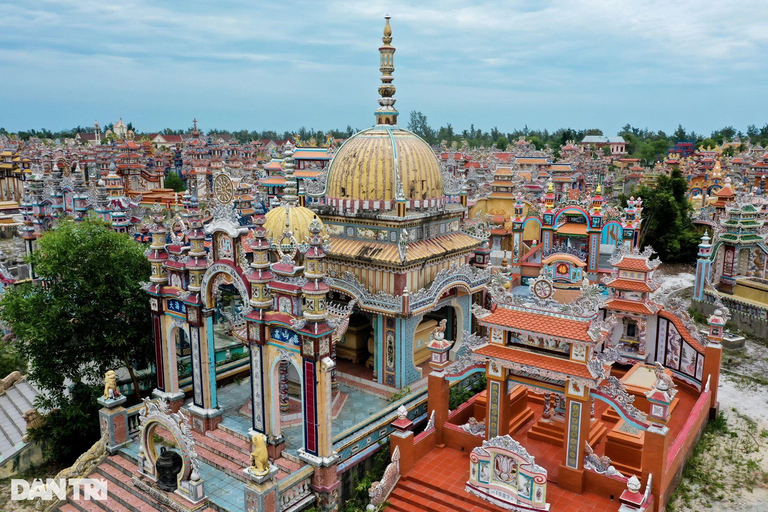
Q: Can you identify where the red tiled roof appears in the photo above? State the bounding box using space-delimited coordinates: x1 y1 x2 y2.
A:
475 344 595 379
605 298 658 315
604 277 658 292
658 309 705 353
716 185 735 197
479 307 593 342
614 256 654 271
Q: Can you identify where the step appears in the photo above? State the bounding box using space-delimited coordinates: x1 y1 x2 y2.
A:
95 461 166 512
281 451 303 465
611 458 643 477
194 431 251 466
105 454 135 477
530 419 565 436
397 480 467 512
206 428 251 453
217 422 250 442
386 498 423 512
58 504 80 512
588 420 608 447
508 408 535 435
402 476 504 512
65 497 103 512
389 488 454 512
155 428 248 482
194 444 248 483
274 456 302 474
94 485 139 512
527 420 565 447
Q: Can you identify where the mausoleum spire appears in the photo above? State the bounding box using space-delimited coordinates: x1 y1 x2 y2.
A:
375 15 398 126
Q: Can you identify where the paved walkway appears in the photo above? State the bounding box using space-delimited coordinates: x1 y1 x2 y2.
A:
211 378 390 455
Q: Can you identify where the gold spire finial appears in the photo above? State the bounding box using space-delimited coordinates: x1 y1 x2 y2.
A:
375 15 398 125
596 183 602 194
383 15 392 43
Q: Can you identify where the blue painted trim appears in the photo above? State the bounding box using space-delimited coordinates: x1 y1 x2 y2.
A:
591 394 647 430
553 206 590 226
445 366 484 382
266 341 300 354
376 315 383 385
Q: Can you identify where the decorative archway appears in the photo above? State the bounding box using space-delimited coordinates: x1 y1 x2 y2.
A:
268 350 304 450
200 262 250 310
706 184 722 196
553 206 589 226
137 398 205 502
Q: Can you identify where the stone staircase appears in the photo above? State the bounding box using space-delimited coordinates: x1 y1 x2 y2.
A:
58 451 217 512
58 423 308 512
388 475 504 512
528 418 607 447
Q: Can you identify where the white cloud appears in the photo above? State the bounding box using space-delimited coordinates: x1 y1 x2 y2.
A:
0 0 765 133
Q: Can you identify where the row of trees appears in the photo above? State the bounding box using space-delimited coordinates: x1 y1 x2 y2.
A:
6 118 768 158
407 112 768 161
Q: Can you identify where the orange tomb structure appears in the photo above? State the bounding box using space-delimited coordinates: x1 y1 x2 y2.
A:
384 247 726 512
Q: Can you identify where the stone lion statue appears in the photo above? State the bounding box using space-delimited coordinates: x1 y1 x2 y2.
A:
103 370 120 400
432 319 447 341
653 362 676 392
250 433 270 476
22 409 44 442
0 370 22 394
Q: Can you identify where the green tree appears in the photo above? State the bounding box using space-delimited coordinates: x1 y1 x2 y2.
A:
165 172 186 192
621 169 700 263
496 136 509 151
407 111 436 145
673 124 689 142
0 220 153 462
0 338 26 377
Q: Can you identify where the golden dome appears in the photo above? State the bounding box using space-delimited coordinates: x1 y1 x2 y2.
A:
263 205 323 243
325 126 443 204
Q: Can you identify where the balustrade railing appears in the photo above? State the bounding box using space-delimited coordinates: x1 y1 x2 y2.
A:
367 446 400 510
541 243 587 262
278 465 314 511
126 402 144 437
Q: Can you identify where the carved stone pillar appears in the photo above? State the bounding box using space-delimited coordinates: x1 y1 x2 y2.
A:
591 397 595 419
553 394 566 421
330 340 338 392
279 361 290 413
542 392 552 420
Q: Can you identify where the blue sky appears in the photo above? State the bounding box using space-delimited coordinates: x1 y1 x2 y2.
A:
1 1 766 136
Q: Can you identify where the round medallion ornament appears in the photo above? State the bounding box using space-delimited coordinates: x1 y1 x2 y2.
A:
213 173 235 204
532 277 554 300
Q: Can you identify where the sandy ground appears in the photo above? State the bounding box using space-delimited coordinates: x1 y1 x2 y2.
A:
667 371 768 511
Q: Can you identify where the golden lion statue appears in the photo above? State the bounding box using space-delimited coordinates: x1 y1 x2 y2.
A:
103 370 120 400
250 433 270 476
